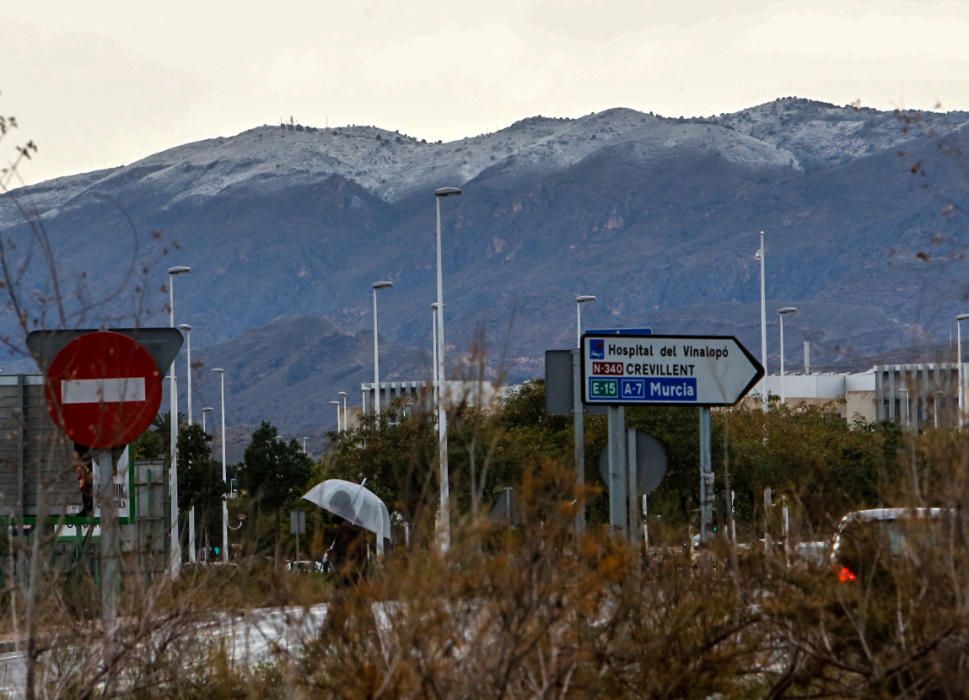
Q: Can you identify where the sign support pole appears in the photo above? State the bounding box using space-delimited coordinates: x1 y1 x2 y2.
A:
96 448 120 641
699 407 714 542
626 428 639 547
607 406 627 535
571 350 586 537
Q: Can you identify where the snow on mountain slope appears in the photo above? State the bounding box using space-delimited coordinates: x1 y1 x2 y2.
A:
716 97 969 170
4 98 960 224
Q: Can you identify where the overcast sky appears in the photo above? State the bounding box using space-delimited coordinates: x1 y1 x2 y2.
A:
4 0 969 184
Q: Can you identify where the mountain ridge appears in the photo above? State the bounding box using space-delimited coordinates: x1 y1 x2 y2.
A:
2 97 967 431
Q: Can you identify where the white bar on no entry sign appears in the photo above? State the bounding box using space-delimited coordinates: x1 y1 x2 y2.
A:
61 378 146 404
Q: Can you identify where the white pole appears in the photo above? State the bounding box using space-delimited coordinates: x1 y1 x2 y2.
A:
181 326 192 425
371 282 392 416
213 368 229 562
431 303 439 414
778 307 797 405
373 287 380 415
958 316 966 429
576 302 582 348
434 186 461 552
179 324 196 564
573 294 595 537
759 231 768 411
339 392 348 432
167 266 190 577
779 313 786 405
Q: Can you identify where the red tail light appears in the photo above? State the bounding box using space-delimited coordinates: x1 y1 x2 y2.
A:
838 565 858 583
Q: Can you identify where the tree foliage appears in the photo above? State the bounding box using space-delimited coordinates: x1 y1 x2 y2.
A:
241 422 314 513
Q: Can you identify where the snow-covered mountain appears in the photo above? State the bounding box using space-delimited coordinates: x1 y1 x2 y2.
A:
2 98 968 430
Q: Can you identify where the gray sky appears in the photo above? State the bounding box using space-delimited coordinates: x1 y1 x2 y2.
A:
4 0 969 184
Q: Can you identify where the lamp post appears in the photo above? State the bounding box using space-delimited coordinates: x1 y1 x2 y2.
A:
178 322 197 563
329 400 341 430
167 265 190 577
573 294 596 536
958 313 969 429
202 406 213 433
371 281 393 415
212 368 228 562
434 185 462 552
338 391 348 432
302 436 309 454
778 307 797 404
575 295 597 347
755 232 768 410
431 302 440 414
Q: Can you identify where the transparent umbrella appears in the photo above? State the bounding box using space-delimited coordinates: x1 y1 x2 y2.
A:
302 479 392 545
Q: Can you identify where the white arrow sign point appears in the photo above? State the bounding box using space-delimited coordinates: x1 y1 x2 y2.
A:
61 378 146 404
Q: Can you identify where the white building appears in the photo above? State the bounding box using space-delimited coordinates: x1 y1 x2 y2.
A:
750 362 963 429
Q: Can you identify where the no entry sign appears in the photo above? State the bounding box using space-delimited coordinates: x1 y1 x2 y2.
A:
44 330 163 449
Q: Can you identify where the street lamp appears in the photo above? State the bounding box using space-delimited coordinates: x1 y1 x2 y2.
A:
329 400 341 430
435 185 462 552
958 313 969 429
372 281 393 415
202 406 213 433
338 391 348 432
167 265 190 577
431 302 440 413
177 324 194 424
178 322 196 563
212 368 228 562
778 307 798 404
755 232 768 410
573 294 596 536
575 295 596 347
302 436 309 454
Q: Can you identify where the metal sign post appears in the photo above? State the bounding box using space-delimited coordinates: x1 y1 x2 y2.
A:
698 407 714 542
626 428 639 547
582 332 763 542
607 406 626 535
572 350 586 536
95 448 121 639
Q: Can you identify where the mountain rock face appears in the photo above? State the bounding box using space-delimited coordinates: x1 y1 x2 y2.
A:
3 98 968 431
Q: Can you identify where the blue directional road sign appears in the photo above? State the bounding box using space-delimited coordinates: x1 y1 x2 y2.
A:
581 333 764 407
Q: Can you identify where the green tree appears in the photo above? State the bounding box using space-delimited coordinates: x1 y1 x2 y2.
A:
322 404 437 536
240 422 313 564
178 424 224 553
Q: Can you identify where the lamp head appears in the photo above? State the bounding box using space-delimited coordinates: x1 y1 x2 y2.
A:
576 295 597 304
202 406 213 413
168 265 191 276
778 307 798 316
435 186 462 198
372 280 393 290
958 313 969 322
329 400 340 406
177 323 192 332
212 367 225 375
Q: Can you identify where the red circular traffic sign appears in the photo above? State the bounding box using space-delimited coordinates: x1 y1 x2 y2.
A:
44 331 163 449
